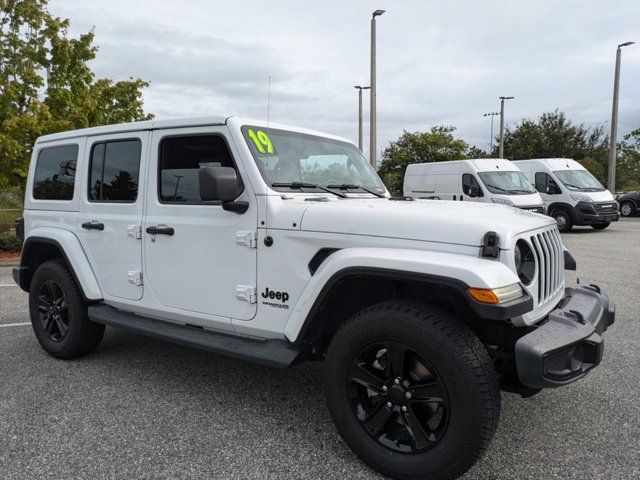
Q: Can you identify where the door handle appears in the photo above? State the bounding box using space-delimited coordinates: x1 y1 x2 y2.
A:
82 221 104 231
146 225 175 236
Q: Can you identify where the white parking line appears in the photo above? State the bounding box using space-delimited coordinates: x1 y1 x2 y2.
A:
0 322 31 328
0 284 18 287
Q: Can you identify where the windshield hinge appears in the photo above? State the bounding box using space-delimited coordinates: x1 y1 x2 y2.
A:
235 285 257 303
236 230 257 248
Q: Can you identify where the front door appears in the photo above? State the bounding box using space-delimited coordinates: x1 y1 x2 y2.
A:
143 127 258 320
78 132 148 301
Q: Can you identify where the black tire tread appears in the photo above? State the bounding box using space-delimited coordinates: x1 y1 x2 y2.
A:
325 300 501 480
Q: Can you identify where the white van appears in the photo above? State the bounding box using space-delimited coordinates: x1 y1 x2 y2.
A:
403 159 545 213
515 158 620 232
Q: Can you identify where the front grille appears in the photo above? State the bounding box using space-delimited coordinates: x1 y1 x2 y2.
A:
529 228 564 306
594 202 618 214
523 206 544 214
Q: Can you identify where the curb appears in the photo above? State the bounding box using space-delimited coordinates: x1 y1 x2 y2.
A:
0 257 20 267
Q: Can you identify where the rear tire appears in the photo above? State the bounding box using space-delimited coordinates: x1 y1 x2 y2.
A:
619 201 636 217
325 301 500 480
29 259 104 359
551 208 573 232
591 223 610 230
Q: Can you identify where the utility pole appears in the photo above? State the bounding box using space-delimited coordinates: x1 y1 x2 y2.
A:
498 96 514 159
608 41 635 192
370 9 385 168
483 112 499 152
354 85 370 151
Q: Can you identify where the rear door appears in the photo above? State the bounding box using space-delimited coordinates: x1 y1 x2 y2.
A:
78 132 148 301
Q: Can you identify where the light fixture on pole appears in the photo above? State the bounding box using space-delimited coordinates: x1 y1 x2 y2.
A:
498 96 514 159
370 9 385 168
354 85 370 152
483 112 500 152
608 41 635 192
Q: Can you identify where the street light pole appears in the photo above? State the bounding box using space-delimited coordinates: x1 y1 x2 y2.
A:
498 96 514 159
354 85 370 151
370 9 385 168
608 41 635 193
483 112 499 152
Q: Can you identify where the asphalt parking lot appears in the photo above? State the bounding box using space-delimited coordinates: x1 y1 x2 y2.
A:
1 218 639 479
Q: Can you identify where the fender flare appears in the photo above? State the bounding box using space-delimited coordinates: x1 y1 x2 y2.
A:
284 247 527 344
20 228 103 300
547 202 577 222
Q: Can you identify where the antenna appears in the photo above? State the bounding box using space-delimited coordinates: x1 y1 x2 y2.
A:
267 75 271 126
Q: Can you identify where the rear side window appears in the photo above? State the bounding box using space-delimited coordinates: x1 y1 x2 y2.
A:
158 135 237 203
88 139 142 202
33 145 79 200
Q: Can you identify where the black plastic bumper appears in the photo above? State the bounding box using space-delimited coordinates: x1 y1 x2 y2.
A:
574 201 620 225
515 280 614 389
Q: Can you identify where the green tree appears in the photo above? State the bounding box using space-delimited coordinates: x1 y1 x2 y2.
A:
617 128 640 190
0 0 152 188
378 126 483 196
498 110 609 184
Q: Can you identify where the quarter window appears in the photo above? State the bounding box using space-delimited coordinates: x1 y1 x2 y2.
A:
33 145 78 200
88 139 142 202
158 135 238 203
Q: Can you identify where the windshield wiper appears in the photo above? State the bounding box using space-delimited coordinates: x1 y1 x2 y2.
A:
562 182 585 191
271 181 347 198
327 184 386 198
509 189 535 194
485 184 508 192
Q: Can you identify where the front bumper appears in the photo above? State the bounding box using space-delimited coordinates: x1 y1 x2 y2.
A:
574 201 620 225
515 280 614 389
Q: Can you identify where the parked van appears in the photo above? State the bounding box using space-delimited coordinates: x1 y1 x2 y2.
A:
403 159 545 213
515 158 620 232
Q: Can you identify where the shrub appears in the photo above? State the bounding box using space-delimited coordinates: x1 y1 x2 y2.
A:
0 230 22 252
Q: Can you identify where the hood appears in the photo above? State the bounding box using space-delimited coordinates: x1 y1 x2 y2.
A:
578 190 615 202
299 198 556 249
494 192 543 207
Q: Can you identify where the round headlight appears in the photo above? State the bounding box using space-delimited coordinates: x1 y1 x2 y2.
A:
515 239 535 285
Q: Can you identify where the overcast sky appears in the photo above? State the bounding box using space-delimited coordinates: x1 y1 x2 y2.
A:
50 0 639 157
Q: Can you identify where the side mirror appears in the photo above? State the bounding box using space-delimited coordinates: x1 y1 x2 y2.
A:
546 184 559 195
468 185 481 198
199 166 248 213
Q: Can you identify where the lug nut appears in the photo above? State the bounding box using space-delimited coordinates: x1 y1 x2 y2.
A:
386 402 392 408
394 378 400 384
401 406 408 412
382 385 388 392
406 392 412 399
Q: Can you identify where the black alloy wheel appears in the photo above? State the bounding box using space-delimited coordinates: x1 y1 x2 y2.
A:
348 341 449 453
37 280 70 342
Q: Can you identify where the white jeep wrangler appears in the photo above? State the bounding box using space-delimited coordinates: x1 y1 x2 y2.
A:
14 116 614 480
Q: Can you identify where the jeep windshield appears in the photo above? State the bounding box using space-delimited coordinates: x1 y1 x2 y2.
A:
477 171 536 195
241 126 386 195
553 169 605 192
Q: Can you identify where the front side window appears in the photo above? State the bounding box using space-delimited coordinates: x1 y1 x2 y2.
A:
88 139 141 202
462 173 482 196
242 126 385 193
159 135 238 203
552 169 604 192
477 171 536 195
535 172 552 193
33 145 78 200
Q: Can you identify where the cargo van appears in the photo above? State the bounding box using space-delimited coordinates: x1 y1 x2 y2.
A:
403 159 545 213
515 158 619 232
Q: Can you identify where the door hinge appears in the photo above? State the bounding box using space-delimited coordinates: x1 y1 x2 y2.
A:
235 285 257 303
127 224 142 239
128 270 143 286
236 230 257 248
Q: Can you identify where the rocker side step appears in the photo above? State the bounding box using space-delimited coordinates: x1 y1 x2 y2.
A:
88 304 303 369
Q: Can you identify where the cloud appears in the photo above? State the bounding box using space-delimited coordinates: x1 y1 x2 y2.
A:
50 0 640 157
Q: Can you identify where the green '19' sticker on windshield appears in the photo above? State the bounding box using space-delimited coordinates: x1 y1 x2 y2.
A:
248 129 275 154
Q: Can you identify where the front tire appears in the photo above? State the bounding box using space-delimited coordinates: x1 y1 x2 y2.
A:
29 259 104 359
325 301 500 480
551 208 573 232
619 201 636 217
591 222 610 230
